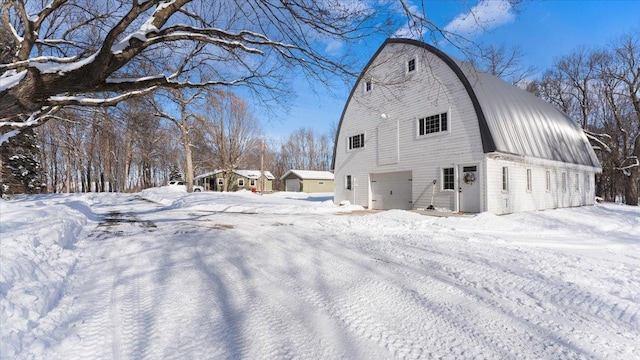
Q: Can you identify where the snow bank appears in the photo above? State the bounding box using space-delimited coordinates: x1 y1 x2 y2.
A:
139 188 364 214
0 195 92 358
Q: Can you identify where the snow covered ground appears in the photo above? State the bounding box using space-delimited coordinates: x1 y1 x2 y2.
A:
1 188 639 359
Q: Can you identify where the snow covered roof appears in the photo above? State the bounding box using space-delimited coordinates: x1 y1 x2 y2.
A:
195 170 275 180
194 170 223 180
332 38 602 170
233 170 275 180
280 170 335 180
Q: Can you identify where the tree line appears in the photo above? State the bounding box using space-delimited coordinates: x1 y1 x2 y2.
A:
525 31 639 205
0 89 334 195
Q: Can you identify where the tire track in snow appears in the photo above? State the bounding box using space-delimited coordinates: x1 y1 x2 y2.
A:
364 233 640 358
193 226 334 360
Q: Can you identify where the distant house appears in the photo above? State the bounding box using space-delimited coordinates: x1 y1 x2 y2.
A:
195 170 274 192
280 170 334 193
332 38 601 214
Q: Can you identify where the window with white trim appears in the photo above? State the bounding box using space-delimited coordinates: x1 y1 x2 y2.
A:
217 178 224 186
238 178 245 187
502 167 509 192
250 179 256 187
418 113 448 136
442 168 454 190
364 80 372 93
526 169 532 192
348 133 365 150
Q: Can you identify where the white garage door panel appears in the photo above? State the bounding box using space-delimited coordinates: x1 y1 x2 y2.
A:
285 179 300 192
371 171 412 210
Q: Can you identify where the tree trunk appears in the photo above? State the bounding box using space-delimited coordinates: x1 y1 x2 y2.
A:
624 171 639 206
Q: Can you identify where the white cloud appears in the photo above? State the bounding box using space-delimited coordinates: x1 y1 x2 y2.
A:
444 0 515 37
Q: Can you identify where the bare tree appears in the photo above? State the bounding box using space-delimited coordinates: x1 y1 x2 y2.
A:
198 89 261 191
150 89 204 192
0 0 384 143
277 127 333 180
467 43 536 85
598 33 640 205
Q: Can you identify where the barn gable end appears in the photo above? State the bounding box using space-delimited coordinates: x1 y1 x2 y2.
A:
332 38 601 214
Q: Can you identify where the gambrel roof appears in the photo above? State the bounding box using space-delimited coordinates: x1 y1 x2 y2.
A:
332 38 601 170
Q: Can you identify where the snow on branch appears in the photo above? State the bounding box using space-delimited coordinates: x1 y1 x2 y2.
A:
617 157 639 176
584 130 612 153
0 106 59 145
48 87 159 107
0 55 83 72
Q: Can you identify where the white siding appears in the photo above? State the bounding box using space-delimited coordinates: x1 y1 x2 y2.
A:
334 43 485 210
486 155 597 214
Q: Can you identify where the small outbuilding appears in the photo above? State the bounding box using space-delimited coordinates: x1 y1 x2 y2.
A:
195 170 274 192
280 170 335 193
332 38 601 214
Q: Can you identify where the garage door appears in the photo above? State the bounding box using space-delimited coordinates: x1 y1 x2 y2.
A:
285 178 300 192
370 171 412 210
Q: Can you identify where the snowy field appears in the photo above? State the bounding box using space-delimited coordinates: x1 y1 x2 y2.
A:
1 188 639 359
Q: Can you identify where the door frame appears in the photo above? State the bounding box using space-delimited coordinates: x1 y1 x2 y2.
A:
457 163 481 213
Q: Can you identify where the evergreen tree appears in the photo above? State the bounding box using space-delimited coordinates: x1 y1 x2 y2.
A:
169 164 183 181
1 129 42 196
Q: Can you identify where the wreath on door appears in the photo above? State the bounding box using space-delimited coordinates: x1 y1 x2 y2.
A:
463 172 476 185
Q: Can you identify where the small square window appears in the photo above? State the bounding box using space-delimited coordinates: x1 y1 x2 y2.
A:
348 133 364 150
217 178 224 186
408 58 416 72
238 178 245 187
443 168 454 190
318 181 325 185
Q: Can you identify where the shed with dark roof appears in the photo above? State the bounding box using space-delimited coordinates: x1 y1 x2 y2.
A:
332 38 601 214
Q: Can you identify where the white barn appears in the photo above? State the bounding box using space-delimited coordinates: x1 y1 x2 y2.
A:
332 39 601 214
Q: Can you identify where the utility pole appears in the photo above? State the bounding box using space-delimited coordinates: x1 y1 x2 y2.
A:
259 139 264 194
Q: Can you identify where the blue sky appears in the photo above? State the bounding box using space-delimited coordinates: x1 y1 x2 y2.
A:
261 0 640 140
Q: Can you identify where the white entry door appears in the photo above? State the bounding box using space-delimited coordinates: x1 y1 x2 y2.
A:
459 164 481 213
370 171 413 210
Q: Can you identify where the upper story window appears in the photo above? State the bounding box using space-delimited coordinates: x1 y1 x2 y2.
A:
418 112 448 136
348 133 365 150
364 80 372 93
407 58 416 73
